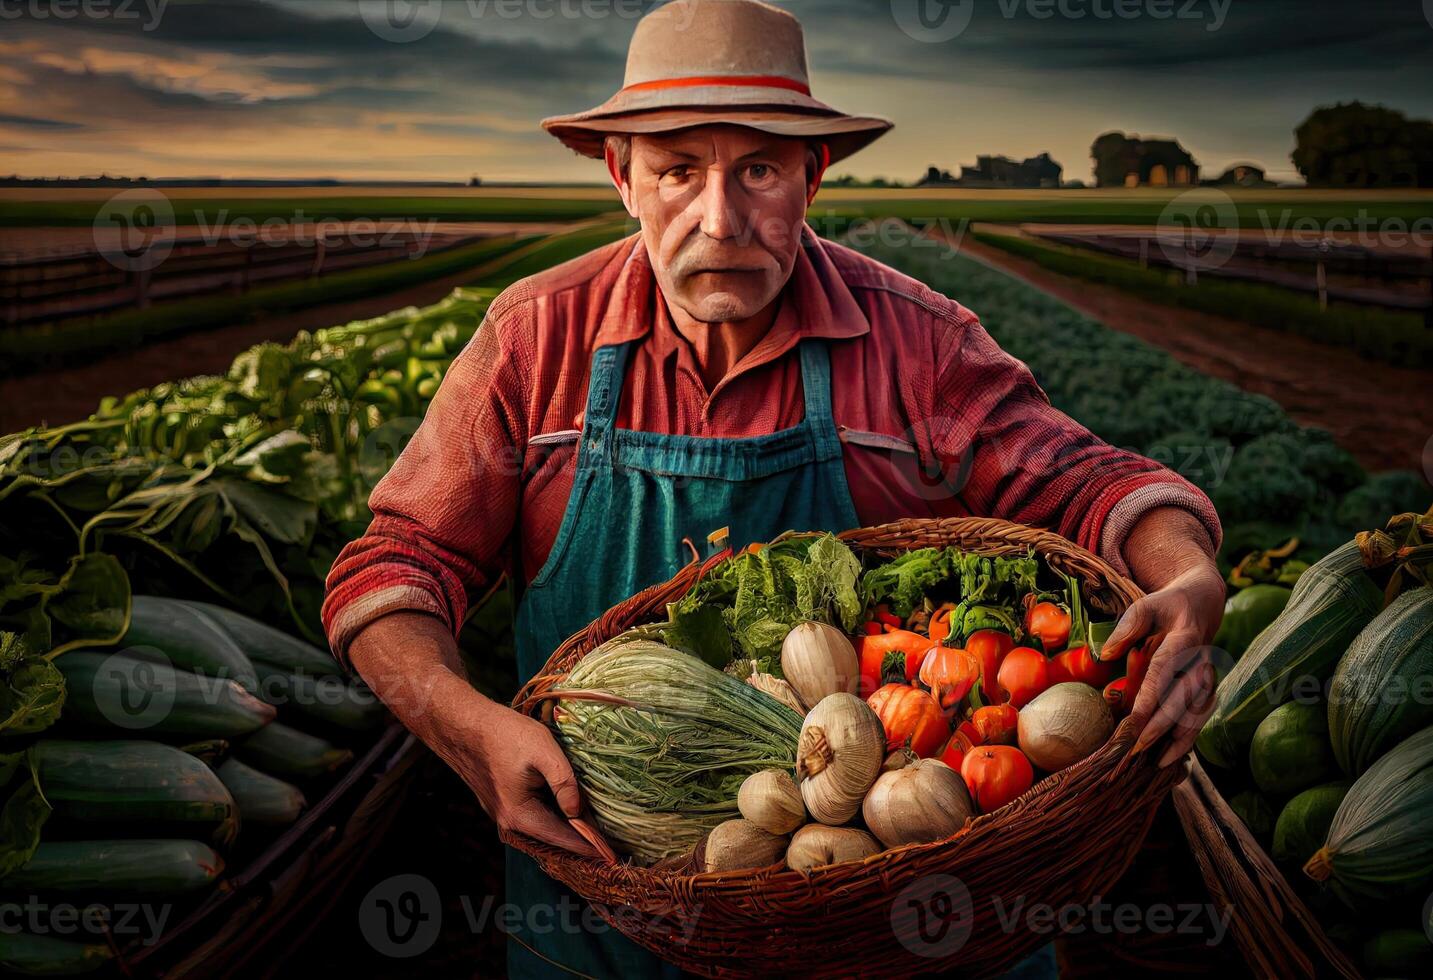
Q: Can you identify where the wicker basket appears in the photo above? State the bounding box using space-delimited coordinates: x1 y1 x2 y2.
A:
1171 757 1363 980
509 517 1189 979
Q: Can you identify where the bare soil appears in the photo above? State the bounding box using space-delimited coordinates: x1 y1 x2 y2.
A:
944 227 1433 475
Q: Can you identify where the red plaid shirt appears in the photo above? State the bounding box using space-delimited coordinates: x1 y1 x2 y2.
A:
322 224 1220 663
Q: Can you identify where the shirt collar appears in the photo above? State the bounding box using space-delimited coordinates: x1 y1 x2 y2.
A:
594 222 873 355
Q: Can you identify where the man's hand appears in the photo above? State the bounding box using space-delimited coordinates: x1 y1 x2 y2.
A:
1102 507 1226 767
347 611 599 858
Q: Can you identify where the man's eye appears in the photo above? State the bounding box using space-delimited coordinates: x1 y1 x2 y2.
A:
663 166 692 180
746 164 772 180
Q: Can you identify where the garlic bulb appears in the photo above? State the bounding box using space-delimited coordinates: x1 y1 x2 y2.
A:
1018 682 1114 772
862 758 974 849
781 622 859 709
796 693 885 825
747 672 806 715
702 818 788 873
738 769 807 835
786 824 881 872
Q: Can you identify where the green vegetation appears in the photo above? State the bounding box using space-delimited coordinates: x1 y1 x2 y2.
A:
3 234 532 375
848 235 1431 567
0 195 622 227
966 229 1433 366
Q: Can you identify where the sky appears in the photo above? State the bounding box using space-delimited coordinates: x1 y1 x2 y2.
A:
2 0 1431 185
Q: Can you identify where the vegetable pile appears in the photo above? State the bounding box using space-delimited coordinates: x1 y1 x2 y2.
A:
1196 506 1433 976
543 534 1138 872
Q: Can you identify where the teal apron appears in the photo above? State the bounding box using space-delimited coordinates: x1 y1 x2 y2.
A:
503 332 1058 979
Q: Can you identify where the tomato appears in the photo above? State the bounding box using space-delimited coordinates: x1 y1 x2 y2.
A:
1125 641 1154 703
918 646 982 717
960 745 1035 813
971 704 1019 745
868 683 951 758
939 728 976 771
856 630 929 698
1103 677 1130 717
928 602 957 643
862 621 886 636
997 647 1052 709
1047 645 1113 688
966 629 1015 702
1025 601 1071 653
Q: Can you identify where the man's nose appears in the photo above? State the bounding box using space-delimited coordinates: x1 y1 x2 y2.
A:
697 170 745 242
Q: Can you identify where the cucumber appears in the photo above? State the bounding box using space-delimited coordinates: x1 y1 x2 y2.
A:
35 739 239 847
1249 700 1338 797
123 596 259 692
1197 540 1383 769
1 839 223 895
0 932 112 976
251 661 385 732
1272 781 1350 866
217 758 306 826
1361 929 1433 976
56 651 276 738
178 600 343 677
236 721 353 780
1328 585 1433 775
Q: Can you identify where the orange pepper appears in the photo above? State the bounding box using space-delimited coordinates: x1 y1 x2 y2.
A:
855 629 930 699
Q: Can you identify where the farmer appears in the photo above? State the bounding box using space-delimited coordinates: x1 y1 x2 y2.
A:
322 1 1226 976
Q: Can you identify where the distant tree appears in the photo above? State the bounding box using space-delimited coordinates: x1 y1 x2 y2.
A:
1292 102 1433 188
1090 131 1131 188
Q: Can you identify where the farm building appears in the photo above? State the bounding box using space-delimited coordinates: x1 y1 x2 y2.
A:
1208 163 1275 187
953 153 1063 188
1091 132 1200 187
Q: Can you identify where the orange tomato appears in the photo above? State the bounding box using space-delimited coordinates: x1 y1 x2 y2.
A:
918 645 982 716
971 704 1019 745
997 647 1052 709
856 629 929 698
868 683 951 758
1024 600 1071 653
960 745 1035 813
966 629 1015 702
1047 645 1113 688
1103 677 1130 716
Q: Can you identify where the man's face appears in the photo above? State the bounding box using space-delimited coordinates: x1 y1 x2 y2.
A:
609 124 818 324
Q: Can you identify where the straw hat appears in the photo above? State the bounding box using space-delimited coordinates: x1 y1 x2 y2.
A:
541 0 893 165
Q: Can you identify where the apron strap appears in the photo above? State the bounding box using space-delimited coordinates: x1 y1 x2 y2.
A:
576 340 635 469
798 338 844 462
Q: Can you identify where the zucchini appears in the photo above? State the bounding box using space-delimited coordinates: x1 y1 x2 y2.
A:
0 839 223 895
252 661 385 732
123 596 259 692
1249 700 1338 796
1272 781 1350 866
217 758 306 826
178 600 343 677
1197 541 1383 769
0 932 112 976
36 739 239 847
56 651 276 738
1304 724 1433 904
1328 585 1433 774
236 721 353 779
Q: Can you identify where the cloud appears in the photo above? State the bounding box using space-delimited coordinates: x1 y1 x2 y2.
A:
0 112 83 131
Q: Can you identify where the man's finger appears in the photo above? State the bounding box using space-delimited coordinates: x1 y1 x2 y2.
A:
1133 656 1207 754
1159 663 1218 767
1101 597 1154 661
534 746 585 819
511 801 602 859
1128 628 1202 729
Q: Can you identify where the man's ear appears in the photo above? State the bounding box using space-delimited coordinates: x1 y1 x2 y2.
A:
605 142 640 220
805 141 830 207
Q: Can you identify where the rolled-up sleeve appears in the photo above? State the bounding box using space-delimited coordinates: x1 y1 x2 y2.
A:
928 303 1221 576
320 299 530 667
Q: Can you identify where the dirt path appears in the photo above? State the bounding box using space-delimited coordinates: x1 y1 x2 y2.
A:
0 245 522 433
937 226 1432 475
